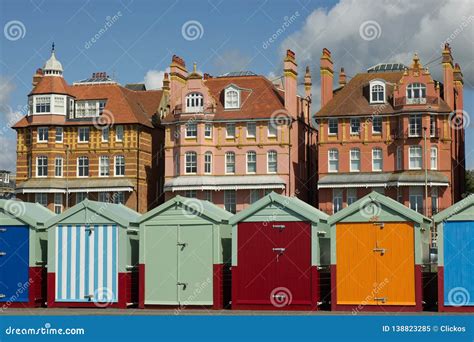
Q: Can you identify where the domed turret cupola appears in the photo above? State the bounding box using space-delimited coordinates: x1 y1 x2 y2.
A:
43 43 63 77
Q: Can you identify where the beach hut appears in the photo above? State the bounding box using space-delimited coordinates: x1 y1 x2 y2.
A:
45 199 140 308
433 194 474 312
137 196 232 309
0 199 54 307
229 192 329 310
328 192 431 312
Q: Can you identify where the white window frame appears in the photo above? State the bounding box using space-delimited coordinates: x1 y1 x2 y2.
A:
185 152 197 174
185 122 197 138
372 117 382 134
350 148 360 172
396 146 402 170
78 127 90 143
114 155 125 176
101 127 109 142
267 150 277 173
226 123 236 138
430 115 436 137
246 122 256 138
37 127 49 143
55 127 63 143
34 96 51 114
350 118 360 135
77 156 89 178
328 118 338 135
430 146 438 170
99 156 110 177
333 189 343 214
409 115 422 137
409 187 424 213
35 193 48 207
431 187 439 214
409 146 422 170
185 92 204 113
54 157 63 177
406 83 427 104
36 156 48 178
53 95 66 114
328 149 339 173
372 148 383 172
204 152 212 174
370 81 385 104
267 123 277 138
225 152 236 174
224 190 236 213
115 125 124 142
246 151 257 174
54 193 63 214
224 87 240 109
204 123 212 138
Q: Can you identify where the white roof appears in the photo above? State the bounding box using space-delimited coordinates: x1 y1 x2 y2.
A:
164 175 286 191
44 51 63 74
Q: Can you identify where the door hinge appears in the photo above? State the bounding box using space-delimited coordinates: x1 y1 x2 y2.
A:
373 248 386 255
0 252 6 256
375 297 387 303
272 224 286 229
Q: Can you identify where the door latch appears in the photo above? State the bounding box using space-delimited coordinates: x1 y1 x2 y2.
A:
0 252 6 256
0 294 5 299
177 282 188 290
177 242 187 250
272 248 285 253
375 297 387 303
373 248 386 255
373 222 385 228
84 294 93 300
272 224 286 230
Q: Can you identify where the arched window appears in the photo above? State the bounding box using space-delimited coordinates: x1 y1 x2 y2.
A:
370 80 385 103
328 149 339 173
204 151 212 174
185 152 197 174
406 83 426 104
225 88 240 109
185 92 204 112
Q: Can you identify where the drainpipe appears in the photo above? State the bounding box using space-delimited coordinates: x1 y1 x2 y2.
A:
288 119 292 196
65 144 69 209
423 126 428 216
136 126 140 212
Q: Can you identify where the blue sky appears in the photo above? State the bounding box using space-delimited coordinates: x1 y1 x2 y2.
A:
1 0 473 171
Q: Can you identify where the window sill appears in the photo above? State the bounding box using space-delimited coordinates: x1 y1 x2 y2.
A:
372 132 382 136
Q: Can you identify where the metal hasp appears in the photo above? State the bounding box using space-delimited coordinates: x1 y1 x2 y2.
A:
375 297 387 303
373 248 386 255
0 252 6 256
177 282 188 290
272 224 286 229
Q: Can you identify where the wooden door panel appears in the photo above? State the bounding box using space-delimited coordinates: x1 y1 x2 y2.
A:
336 223 377 305
375 223 415 306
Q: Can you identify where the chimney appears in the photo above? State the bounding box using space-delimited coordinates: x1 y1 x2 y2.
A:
453 63 463 111
32 68 43 87
442 43 454 110
169 55 188 110
304 66 312 99
338 67 346 87
320 48 334 108
435 81 440 105
162 72 170 92
283 49 298 116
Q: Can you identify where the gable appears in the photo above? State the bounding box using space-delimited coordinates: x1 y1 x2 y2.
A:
0 208 26 226
335 201 416 223
238 202 309 223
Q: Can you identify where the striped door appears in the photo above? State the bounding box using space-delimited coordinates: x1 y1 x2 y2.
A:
55 225 118 303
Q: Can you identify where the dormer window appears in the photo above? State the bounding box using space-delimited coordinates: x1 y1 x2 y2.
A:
370 80 385 103
224 87 240 109
406 83 426 104
75 100 107 118
185 92 204 113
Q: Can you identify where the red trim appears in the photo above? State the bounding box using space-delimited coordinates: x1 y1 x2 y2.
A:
231 265 319 311
47 272 131 309
0 267 46 308
138 264 145 309
331 265 423 312
438 266 474 312
212 264 223 309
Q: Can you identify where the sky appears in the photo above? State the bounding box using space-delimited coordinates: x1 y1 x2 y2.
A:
0 0 473 172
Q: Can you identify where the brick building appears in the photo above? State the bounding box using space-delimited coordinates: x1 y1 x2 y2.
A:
13 47 167 213
315 44 465 216
162 50 317 213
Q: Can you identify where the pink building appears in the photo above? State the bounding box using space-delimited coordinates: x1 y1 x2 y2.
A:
162 51 316 212
315 44 465 216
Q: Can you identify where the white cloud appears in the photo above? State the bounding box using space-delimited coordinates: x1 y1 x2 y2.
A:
143 69 167 90
281 0 474 107
0 76 21 171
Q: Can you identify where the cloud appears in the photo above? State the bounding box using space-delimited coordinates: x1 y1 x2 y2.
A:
143 69 167 90
281 0 474 107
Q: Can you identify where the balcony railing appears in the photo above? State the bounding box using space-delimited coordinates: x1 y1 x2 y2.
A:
393 96 439 108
